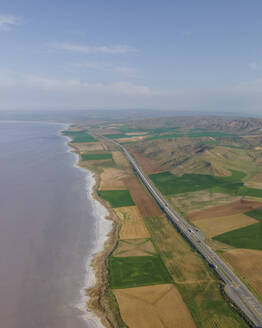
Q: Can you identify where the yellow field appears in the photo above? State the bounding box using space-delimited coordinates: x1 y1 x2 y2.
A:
113 239 156 257
112 151 130 168
245 169 262 189
126 132 148 136
113 284 196 328
114 206 150 239
72 142 106 152
223 249 262 298
194 213 257 238
116 135 147 143
99 168 127 190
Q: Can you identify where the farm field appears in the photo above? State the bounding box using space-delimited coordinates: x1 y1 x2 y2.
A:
71 142 105 152
144 215 247 327
114 206 150 239
102 128 233 143
171 191 240 214
213 210 262 250
103 133 133 139
108 255 172 289
112 151 130 168
81 153 113 161
112 239 156 257
124 176 162 217
80 158 115 172
223 249 262 298
63 130 97 143
194 213 257 238
150 170 262 198
113 284 196 328
246 170 262 189
99 168 127 190
144 215 212 282
178 281 246 328
97 190 135 208
188 199 262 221
245 208 262 219
126 131 148 136
116 136 147 143
145 130 233 141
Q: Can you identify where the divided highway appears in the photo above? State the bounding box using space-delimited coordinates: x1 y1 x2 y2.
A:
112 140 262 328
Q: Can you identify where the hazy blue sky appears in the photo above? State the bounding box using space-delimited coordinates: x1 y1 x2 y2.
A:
1 0 262 114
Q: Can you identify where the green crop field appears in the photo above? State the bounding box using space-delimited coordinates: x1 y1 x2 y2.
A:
81 153 112 161
245 208 262 220
63 130 97 143
178 282 248 328
186 130 232 138
150 170 244 195
149 170 262 198
238 186 262 198
103 128 228 141
214 208 262 250
108 255 172 289
117 127 177 134
97 190 135 208
147 130 233 141
103 133 130 139
213 222 262 250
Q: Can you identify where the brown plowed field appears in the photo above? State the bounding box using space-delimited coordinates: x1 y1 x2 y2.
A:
113 284 196 328
124 177 162 217
99 168 127 190
194 213 257 238
71 142 106 152
114 206 150 239
223 249 262 297
188 199 262 221
130 150 163 174
113 239 156 257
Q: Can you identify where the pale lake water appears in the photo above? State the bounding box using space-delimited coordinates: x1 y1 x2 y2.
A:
0 121 108 328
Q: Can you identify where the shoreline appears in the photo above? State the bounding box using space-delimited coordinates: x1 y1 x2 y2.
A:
63 130 119 327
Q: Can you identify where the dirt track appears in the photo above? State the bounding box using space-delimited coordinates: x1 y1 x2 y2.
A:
113 239 156 257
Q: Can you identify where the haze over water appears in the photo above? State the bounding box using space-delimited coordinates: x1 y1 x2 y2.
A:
0 121 99 328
